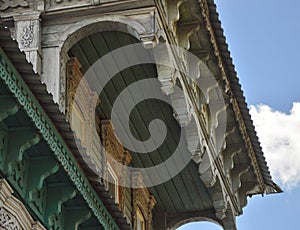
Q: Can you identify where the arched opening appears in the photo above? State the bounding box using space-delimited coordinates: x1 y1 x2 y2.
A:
177 221 223 230
63 24 184 229
168 215 223 230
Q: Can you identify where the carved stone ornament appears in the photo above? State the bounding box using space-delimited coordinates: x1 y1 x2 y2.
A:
0 0 29 11
0 179 46 230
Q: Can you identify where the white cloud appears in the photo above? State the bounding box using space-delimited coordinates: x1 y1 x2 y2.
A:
250 102 300 190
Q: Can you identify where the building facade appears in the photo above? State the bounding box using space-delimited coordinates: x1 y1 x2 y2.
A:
0 0 281 229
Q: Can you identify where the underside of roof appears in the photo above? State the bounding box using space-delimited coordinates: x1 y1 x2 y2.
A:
0 0 282 229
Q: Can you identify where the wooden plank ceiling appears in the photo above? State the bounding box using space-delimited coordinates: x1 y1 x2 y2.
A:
68 31 213 213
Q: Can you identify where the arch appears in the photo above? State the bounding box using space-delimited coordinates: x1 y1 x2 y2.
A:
61 15 146 53
54 17 147 110
173 217 222 230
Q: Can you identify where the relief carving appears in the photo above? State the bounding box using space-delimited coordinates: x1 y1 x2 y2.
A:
0 0 29 11
132 173 156 230
45 0 91 10
0 208 21 230
20 24 34 48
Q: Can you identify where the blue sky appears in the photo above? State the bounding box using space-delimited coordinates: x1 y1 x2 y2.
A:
179 0 300 229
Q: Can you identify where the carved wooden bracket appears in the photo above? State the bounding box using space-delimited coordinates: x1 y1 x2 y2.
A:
176 21 200 50
185 117 205 164
12 13 42 74
166 0 187 32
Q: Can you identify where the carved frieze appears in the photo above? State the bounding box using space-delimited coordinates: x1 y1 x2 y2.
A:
45 0 92 11
0 0 29 11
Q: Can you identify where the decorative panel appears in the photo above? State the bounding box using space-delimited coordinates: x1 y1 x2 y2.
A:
0 179 45 230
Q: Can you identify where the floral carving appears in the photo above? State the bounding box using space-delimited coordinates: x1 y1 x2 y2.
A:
0 0 29 11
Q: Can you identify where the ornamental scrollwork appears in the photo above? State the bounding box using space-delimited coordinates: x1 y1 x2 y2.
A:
0 208 21 230
0 0 29 11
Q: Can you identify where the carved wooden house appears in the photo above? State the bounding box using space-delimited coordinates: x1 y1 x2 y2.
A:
0 0 281 230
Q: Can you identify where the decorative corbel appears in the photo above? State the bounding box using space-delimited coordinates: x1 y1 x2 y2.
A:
186 49 210 80
170 82 192 127
230 164 250 194
166 0 187 33
199 150 217 187
185 117 205 164
221 144 243 174
13 13 42 74
176 21 200 50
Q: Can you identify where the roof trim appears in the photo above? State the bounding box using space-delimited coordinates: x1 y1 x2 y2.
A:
0 28 124 229
200 0 282 193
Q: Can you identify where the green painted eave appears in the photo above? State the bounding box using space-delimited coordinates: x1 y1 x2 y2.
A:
0 47 120 230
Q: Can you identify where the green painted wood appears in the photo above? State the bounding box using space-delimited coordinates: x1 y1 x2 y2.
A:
26 157 60 202
0 47 120 230
45 183 77 226
64 207 92 230
0 129 7 171
5 129 40 171
0 97 19 122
